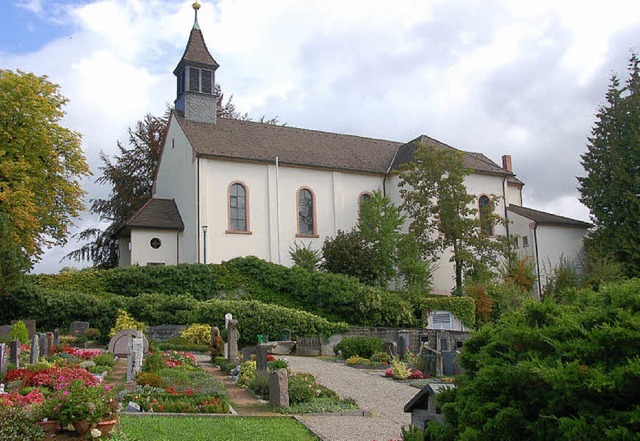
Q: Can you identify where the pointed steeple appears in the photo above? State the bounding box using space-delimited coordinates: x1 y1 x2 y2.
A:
174 2 219 124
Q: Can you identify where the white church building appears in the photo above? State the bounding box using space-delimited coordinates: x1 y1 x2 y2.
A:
117 4 590 295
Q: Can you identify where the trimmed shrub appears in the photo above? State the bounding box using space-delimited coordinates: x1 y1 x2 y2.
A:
0 405 44 441
236 361 256 388
180 324 212 346
8 321 29 344
334 336 383 359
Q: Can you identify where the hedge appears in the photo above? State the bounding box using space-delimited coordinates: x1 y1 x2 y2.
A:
421 295 475 328
29 257 419 328
0 287 347 346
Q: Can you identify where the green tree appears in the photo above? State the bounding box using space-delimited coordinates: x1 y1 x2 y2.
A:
427 279 640 440
578 53 640 277
0 212 30 294
322 190 429 288
398 143 507 292
0 69 89 280
289 241 321 271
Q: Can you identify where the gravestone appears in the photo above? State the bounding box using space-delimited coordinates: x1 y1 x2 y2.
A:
296 337 322 356
30 334 40 364
0 325 12 340
8 340 20 368
11 320 36 338
228 319 239 364
397 329 411 357
108 329 149 356
382 341 398 357
70 321 90 337
146 324 185 342
53 329 60 346
38 333 47 358
269 368 289 408
127 332 145 382
0 343 6 374
256 344 268 374
46 332 54 356
416 346 443 377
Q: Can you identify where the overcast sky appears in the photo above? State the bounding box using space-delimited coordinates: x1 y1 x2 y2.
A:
2 0 639 274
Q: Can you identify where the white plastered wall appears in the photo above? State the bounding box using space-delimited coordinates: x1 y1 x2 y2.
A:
118 237 131 267
153 116 198 263
130 229 180 266
536 224 587 289
199 158 384 266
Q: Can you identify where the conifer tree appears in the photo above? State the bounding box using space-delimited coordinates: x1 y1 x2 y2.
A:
578 53 640 277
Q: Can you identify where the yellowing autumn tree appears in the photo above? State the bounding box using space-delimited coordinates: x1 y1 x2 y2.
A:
0 70 89 278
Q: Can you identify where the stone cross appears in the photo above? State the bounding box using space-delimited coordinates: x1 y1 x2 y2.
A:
8 340 20 368
256 343 268 375
53 329 60 346
30 334 40 364
269 368 289 408
0 343 6 374
228 319 239 364
38 333 47 358
46 332 54 356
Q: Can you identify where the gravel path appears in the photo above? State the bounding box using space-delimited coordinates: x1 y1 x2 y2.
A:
285 356 417 441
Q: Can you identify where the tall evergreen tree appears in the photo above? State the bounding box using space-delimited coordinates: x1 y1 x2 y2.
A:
578 53 640 277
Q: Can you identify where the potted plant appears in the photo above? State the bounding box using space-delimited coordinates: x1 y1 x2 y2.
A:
47 380 109 435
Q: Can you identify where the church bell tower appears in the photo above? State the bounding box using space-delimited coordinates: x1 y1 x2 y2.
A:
174 2 219 124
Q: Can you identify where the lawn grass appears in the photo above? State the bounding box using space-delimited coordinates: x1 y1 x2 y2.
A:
119 415 318 440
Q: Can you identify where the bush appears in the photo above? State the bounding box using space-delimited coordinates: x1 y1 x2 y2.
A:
334 336 383 359
84 328 101 341
267 359 289 371
0 405 44 441
180 324 212 346
426 279 640 440
8 321 29 344
288 373 337 405
142 353 167 373
109 309 147 338
249 373 270 399
236 361 256 389
136 372 162 387
346 356 370 366
370 352 391 364
209 336 224 360
91 353 115 368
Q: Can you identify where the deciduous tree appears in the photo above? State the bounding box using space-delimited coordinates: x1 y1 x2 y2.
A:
398 143 507 292
578 53 640 277
0 69 89 283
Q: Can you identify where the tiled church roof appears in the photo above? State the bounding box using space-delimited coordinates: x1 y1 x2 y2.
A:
117 198 184 236
508 205 591 227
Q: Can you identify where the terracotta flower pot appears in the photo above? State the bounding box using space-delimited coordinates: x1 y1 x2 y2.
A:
74 420 91 436
96 418 119 437
36 420 59 433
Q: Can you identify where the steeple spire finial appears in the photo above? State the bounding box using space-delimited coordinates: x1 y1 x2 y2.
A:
192 2 201 30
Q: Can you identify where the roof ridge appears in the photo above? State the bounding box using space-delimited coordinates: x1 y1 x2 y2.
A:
217 117 403 146
509 204 591 225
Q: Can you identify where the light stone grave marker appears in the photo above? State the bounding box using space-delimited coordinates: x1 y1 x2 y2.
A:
224 313 233 359
30 334 40 364
228 318 239 364
0 343 6 374
127 332 144 382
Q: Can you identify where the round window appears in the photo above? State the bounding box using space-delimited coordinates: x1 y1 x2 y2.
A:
150 238 162 249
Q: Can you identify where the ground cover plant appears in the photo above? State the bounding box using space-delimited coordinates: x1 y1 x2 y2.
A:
119 415 318 441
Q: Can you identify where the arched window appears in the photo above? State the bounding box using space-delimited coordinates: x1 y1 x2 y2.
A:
229 182 248 232
297 188 316 236
358 192 372 217
479 195 493 236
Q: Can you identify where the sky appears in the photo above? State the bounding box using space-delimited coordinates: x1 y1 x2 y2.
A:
1 0 639 274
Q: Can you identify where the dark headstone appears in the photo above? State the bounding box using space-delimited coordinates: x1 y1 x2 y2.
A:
124 401 141 412
39 333 47 358
8 340 20 368
70 321 90 337
0 325 12 340
269 368 289 408
11 320 36 339
256 344 268 374
146 324 186 342
53 329 60 346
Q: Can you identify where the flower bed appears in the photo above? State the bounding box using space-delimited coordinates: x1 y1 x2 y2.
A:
123 350 230 414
